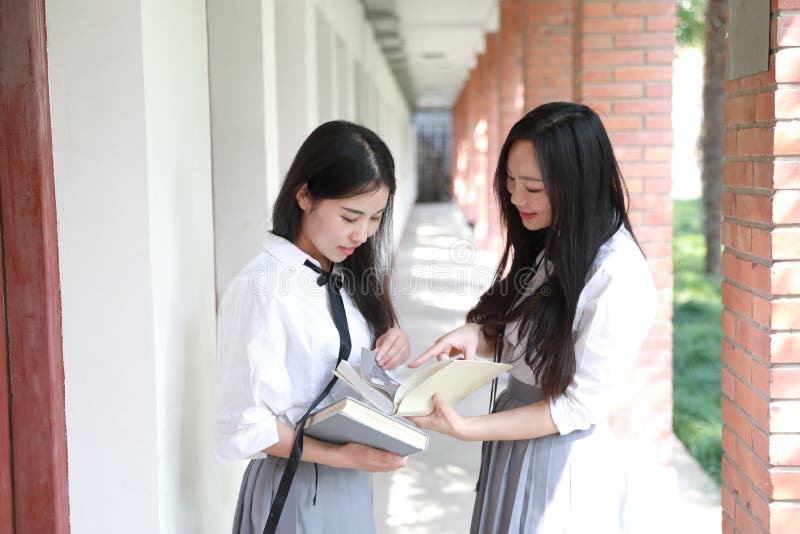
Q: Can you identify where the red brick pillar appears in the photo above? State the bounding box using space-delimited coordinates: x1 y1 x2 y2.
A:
464 69 480 225
473 51 491 245
485 34 501 175
524 0 577 107
577 0 677 469
484 33 503 254
451 90 467 208
498 0 524 139
470 38 502 252
721 2 800 532
453 70 477 223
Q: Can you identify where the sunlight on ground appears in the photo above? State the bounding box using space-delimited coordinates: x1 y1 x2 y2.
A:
401 221 495 311
375 205 496 534
414 224 460 237
408 288 487 312
410 246 465 263
384 462 477 529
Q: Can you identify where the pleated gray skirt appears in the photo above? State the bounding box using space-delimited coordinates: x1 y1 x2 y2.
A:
232 456 376 534
471 377 626 534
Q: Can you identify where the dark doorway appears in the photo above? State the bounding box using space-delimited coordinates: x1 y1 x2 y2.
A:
414 109 452 202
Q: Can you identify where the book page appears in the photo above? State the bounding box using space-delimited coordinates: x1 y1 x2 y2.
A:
393 359 451 404
395 360 511 416
334 360 395 414
359 348 402 398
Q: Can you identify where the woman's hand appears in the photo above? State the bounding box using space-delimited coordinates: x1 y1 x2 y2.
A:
407 393 472 440
374 327 410 369
333 442 407 472
408 323 483 368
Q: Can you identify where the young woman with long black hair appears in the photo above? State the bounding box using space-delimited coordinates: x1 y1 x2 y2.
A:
215 121 410 533
409 102 657 533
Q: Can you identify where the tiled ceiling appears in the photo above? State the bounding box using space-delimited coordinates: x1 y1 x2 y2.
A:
362 0 499 109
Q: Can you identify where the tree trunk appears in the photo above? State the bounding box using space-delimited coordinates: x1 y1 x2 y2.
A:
701 0 727 275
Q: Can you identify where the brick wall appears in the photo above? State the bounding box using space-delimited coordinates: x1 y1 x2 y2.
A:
451 86 467 211
485 33 503 253
472 51 491 244
450 0 676 469
498 0 524 138
524 0 576 108
452 70 478 224
721 1 800 532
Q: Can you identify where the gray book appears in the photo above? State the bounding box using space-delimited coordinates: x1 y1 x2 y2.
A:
304 396 429 457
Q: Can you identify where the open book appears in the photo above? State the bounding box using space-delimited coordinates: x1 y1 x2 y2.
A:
304 396 428 457
334 348 511 416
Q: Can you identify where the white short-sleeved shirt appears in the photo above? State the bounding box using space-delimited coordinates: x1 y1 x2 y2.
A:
215 232 372 462
503 226 658 435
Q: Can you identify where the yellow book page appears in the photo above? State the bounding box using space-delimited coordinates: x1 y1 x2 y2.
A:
395 360 511 416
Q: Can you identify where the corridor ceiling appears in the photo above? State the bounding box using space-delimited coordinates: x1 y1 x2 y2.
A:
361 0 499 109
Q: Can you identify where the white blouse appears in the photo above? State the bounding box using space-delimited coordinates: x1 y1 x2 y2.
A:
215 232 372 462
503 227 658 435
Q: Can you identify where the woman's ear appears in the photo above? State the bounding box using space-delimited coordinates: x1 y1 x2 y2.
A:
296 183 312 211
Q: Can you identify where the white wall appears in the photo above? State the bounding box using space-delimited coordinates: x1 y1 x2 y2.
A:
46 1 160 531
274 0 320 177
316 10 336 123
140 0 242 532
207 0 280 299
48 0 240 532
47 0 417 530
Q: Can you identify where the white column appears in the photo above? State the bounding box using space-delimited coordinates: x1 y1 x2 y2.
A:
337 37 356 121
207 0 280 296
46 1 160 532
262 1 282 216
140 0 240 532
316 10 337 123
355 61 369 124
274 0 319 177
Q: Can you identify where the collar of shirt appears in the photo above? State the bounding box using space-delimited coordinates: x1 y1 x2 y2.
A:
262 231 324 271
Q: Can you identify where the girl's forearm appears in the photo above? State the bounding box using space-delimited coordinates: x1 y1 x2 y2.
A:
460 401 559 442
263 420 345 467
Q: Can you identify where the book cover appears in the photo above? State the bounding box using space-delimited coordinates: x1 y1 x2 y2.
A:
304 396 429 457
334 348 512 416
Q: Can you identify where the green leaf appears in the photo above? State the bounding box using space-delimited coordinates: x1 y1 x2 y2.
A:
676 0 709 48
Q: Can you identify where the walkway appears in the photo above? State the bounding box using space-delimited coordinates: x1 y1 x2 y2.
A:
372 202 721 533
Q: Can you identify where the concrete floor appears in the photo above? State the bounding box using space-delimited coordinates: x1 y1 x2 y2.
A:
372 203 721 533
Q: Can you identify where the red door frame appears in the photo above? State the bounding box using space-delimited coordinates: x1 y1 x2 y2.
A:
0 0 71 532
0 234 13 534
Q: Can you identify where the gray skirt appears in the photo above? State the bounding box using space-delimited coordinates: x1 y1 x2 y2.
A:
232 456 376 534
471 377 625 534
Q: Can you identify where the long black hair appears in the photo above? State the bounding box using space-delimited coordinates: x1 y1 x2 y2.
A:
272 120 397 342
467 102 636 399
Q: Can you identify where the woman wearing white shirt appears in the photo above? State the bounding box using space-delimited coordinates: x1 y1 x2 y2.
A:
409 103 658 533
216 121 411 533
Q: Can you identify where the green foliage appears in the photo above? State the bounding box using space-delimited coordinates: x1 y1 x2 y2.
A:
676 0 709 48
673 199 722 485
